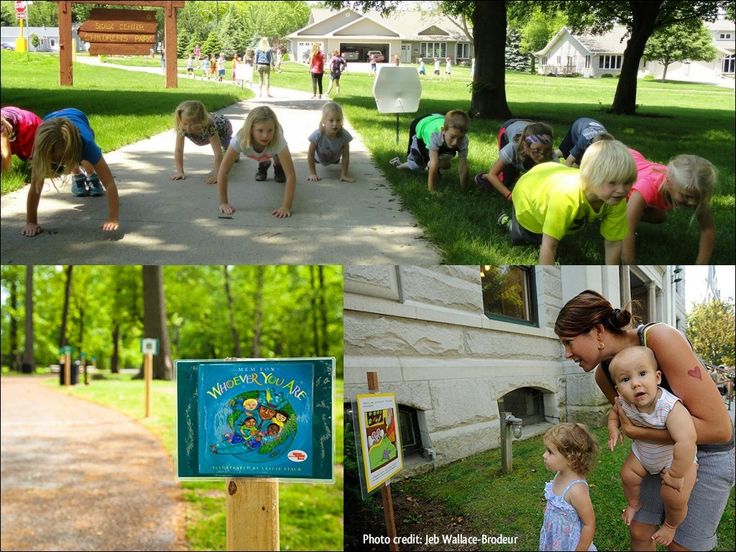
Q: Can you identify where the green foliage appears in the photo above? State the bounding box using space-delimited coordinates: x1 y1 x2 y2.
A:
510 5 567 56
644 21 717 80
1 266 344 378
687 298 736 366
505 29 530 72
30 34 40 48
201 30 223 57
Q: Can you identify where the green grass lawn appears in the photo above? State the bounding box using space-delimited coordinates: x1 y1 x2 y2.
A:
268 60 735 264
2 52 733 263
354 425 735 551
44 371 343 551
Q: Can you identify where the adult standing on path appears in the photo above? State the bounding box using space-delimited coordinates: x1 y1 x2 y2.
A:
254 37 274 98
309 42 325 99
0 376 186 551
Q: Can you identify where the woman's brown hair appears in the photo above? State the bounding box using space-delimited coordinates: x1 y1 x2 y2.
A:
554 289 632 338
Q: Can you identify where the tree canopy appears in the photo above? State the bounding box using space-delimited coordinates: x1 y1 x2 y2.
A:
687 297 735 367
644 20 717 80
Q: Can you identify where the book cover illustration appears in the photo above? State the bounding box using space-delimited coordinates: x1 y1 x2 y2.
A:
356 393 403 492
198 362 314 478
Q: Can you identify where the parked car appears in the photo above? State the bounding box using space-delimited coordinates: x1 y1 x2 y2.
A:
2 42 15 50
366 50 384 62
342 51 359 61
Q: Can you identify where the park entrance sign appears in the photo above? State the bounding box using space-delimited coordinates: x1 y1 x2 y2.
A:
176 357 335 482
78 8 157 56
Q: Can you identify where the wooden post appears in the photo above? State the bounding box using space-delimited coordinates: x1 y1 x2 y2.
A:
58 0 73 86
144 352 152 417
64 351 71 386
164 2 177 88
226 478 279 551
367 371 399 552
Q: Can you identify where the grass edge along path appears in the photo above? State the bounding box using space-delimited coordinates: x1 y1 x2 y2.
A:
42 373 344 551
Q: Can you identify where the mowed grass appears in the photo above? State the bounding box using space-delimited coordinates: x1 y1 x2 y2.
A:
271 61 735 264
46 372 343 551
392 425 735 551
0 51 251 194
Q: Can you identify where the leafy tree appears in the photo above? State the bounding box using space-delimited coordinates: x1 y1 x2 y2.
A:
201 30 223 57
510 6 568 73
687 298 735 367
30 33 39 49
505 28 529 72
542 0 729 115
644 20 717 80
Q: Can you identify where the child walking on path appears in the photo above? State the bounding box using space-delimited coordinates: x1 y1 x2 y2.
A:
326 50 347 96
171 100 233 186
307 102 354 182
607 346 698 547
23 108 120 237
475 119 558 200
218 106 296 218
540 423 598 551
1 106 42 174
389 110 470 192
501 139 636 264
625 149 717 264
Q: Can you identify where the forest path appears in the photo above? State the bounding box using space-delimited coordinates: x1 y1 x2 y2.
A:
0 376 187 551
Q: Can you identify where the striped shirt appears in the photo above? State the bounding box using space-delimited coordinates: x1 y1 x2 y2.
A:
620 387 696 474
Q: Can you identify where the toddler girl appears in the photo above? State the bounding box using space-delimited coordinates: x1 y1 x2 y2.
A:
475 119 558 201
624 150 717 264
504 139 636 264
1 106 42 174
217 106 296 218
23 108 120 237
307 102 354 182
171 100 233 185
540 423 598 551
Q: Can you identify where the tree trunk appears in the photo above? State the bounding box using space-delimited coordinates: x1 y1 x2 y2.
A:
59 265 73 349
662 62 669 80
9 276 19 371
470 0 512 120
111 322 120 374
611 1 660 115
142 266 173 380
76 303 84 361
23 266 35 373
223 266 242 357
251 266 264 358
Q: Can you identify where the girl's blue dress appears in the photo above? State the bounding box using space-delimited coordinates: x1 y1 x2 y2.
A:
539 478 597 551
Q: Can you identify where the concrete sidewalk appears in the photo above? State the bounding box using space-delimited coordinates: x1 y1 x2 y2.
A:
1 60 441 265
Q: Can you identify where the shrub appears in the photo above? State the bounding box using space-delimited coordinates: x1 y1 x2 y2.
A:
600 73 614 78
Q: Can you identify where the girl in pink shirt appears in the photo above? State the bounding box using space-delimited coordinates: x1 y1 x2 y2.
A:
1 106 42 173
625 149 717 264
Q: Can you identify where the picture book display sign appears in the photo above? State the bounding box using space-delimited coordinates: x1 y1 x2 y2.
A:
176 358 334 482
356 393 403 493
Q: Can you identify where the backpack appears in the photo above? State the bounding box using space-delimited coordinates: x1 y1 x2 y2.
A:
256 49 271 65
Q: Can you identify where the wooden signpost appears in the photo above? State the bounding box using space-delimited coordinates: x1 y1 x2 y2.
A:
54 1 184 87
140 338 158 418
78 8 157 56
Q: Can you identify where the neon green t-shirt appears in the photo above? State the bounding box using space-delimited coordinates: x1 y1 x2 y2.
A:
512 162 628 242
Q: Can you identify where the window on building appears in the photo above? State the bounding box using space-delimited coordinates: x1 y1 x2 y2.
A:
599 55 622 69
630 272 650 325
556 55 561 64
456 42 470 59
567 55 574 67
420 42 446 59
722 54 735 74
398 405 422 456
719 32 733 40
480 266 537 325
499 387 545 425
585 55 590 68
541 55 548 65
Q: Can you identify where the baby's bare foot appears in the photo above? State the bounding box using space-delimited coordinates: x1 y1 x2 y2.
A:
622 504 640 525
652 523 677 546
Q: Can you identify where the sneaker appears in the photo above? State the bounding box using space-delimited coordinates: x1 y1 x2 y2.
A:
71 174 89 197
474 172 493 192
86 174 105 196
497 211 511 231
255 161 271 181
274 163 286 183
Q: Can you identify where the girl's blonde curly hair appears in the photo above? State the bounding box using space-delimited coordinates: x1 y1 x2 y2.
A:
544 422 599 476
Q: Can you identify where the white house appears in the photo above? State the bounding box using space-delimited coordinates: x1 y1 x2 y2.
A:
0 26 84 52
535 18 736 85
344 265 687 476
286 8 473 66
